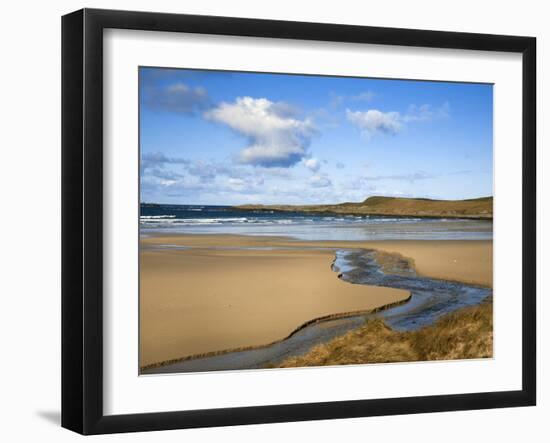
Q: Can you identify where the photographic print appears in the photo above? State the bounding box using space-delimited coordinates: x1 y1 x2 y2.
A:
139 67 493 375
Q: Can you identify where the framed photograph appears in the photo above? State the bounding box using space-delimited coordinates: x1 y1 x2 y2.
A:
61 8 536 435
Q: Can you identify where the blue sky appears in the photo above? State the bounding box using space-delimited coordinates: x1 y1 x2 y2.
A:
139 67 493 205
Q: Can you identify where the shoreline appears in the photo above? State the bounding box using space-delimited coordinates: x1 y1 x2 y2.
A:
142 233 493 287
231 208 492 220
140 233 492 370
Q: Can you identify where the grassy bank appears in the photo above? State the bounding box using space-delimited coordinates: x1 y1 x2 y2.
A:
275 298 493 368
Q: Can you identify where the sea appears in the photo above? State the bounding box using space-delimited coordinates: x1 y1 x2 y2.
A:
140 204 493 241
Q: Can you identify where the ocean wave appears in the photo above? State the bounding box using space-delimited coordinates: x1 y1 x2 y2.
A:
140 217 250 225
139 216 429 226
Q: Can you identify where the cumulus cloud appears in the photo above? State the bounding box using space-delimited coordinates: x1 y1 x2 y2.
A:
303 158 321 172
204 97 316 168
142 82 209 114
336 162 346 169
309 174 332 188
346 102 450 140
346 109 402 138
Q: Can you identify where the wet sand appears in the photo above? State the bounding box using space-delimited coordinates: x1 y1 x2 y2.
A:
140 234 492 369
143 234 493 286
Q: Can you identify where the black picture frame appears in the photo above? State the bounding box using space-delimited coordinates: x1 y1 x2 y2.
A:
62 8 536 435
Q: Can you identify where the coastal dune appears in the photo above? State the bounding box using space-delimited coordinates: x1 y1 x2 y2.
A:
140 246 409 369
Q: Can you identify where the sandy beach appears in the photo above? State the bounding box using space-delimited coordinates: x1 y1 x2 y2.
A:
143 234 493 284
140 234 492 369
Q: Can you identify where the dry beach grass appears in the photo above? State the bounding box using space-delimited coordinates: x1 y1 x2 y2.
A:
276 298 493 367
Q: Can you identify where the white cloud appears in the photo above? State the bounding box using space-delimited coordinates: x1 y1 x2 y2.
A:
204 97 315 168
158 179 178 186
346 109 402 138
227 177 247 191
303 158 321 172
403 102 450 122
309 174 332 188
346 102 450 140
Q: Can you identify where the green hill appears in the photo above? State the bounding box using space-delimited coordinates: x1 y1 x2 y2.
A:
235 196 493 219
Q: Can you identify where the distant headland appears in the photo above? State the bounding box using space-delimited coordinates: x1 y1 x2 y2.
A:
234 196 493 220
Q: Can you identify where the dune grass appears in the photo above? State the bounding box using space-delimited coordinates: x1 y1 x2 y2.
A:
275 298 493 368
